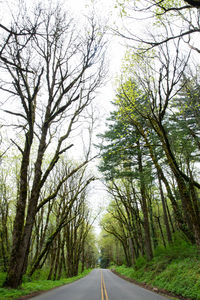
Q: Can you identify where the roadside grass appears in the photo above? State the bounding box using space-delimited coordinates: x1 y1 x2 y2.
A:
0 269 91 300
112 239 200 300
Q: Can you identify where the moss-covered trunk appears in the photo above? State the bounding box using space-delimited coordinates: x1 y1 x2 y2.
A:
137 141 153 261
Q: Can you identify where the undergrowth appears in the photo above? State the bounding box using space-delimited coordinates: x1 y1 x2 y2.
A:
113 237 200 300
0 269 91 300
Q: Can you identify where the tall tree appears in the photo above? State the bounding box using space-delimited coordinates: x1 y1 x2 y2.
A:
1 3 106 288
113 42 200 248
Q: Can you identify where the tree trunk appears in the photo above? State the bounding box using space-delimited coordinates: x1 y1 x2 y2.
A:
141 127 194 242
137 141 153 261
158 174 172 243
166 200 175 233
148 196 158 249
81 241 85 273
128 237 135 265
151 120 200 247
4 133 33 288
53 235 61 280
155 216 166 248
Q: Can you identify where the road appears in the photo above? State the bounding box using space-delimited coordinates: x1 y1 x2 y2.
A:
32 269 170 300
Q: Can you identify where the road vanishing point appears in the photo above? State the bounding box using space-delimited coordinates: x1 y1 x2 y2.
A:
32 269 170 300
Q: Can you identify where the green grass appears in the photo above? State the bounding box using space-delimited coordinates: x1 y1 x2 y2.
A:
113 240 200 300
0 269 91 300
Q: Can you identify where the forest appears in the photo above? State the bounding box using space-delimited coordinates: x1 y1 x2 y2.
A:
97 0 200 298
0 0 200 299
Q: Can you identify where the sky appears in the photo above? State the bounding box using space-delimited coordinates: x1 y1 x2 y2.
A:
67 0 126 230
62 0 127 234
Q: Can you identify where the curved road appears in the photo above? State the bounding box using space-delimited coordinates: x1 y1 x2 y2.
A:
32 269 169 300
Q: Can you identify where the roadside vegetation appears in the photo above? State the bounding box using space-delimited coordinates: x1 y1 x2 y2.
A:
0 269 91 300
112 240 200 300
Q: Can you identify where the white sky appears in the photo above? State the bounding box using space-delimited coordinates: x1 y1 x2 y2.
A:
65 0 126 234
62 0 127 234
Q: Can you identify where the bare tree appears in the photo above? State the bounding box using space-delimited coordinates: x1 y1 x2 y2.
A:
1 3 106 288
0 2 42 72
28 161 96 277
113 0 200 53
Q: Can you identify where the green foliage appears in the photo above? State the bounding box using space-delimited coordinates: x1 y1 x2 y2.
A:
0 269 91 300
114 0 130 17
99 228 126 267
152 259 200 299
154 234 197 260
154 0 186 21
0 274 6 289
113 240 200 299
28 268 52 281
134 256 147 270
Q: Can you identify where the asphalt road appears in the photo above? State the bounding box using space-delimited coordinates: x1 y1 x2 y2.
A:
32 269 170 300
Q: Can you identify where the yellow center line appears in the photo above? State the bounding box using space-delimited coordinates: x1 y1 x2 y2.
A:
101 271 104 300
102 275 109 300
101 270 109 300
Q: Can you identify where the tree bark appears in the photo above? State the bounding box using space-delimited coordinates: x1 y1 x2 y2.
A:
137 141 153 261
158 174 172 243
